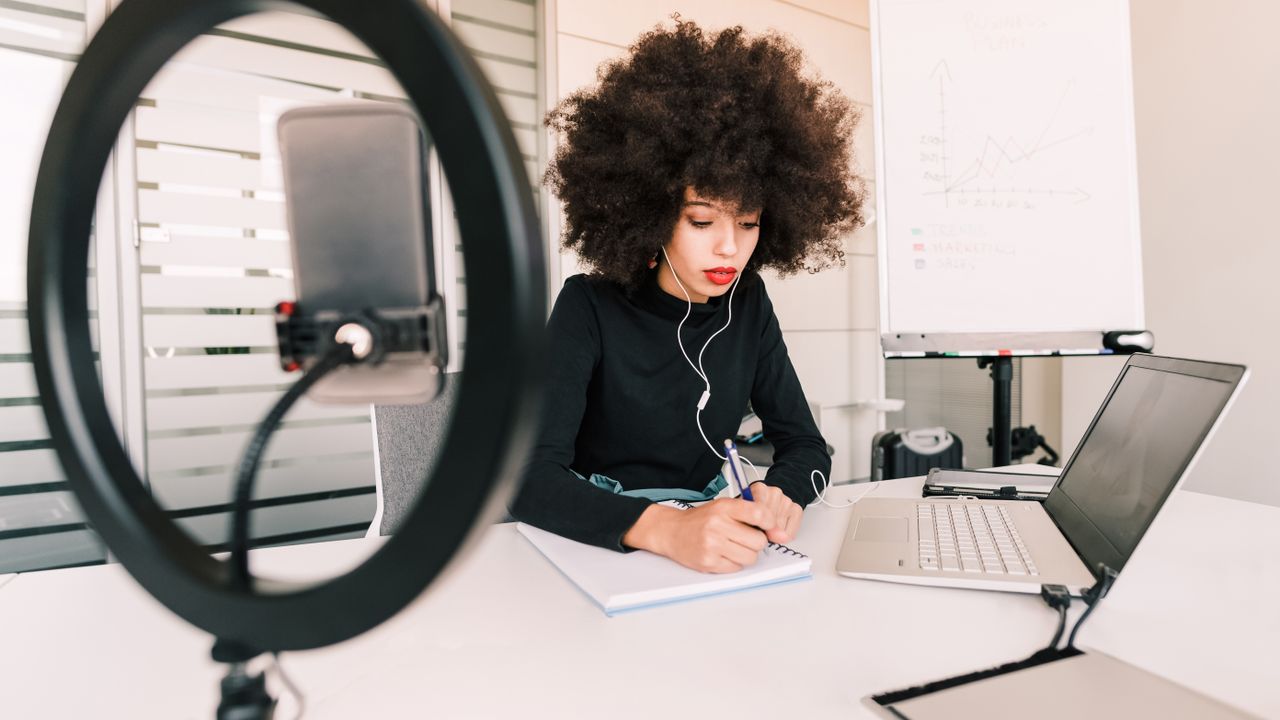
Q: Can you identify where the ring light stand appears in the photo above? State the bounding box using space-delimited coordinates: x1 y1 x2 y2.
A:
26 0 545 715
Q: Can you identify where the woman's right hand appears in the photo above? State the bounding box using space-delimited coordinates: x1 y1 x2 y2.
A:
622 499 778 573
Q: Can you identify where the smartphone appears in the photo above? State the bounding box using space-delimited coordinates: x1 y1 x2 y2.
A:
277 102 445 405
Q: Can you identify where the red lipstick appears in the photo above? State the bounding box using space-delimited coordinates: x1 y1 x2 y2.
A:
704 267 737 285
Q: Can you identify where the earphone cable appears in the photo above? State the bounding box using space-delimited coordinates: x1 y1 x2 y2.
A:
661 247 741 461
694 272 740 386
664 247 708 385
661 250 847 503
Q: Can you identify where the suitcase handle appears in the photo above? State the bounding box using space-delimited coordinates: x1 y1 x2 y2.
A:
900 427 955 454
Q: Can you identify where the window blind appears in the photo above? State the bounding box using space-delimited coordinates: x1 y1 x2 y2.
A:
132 13 409 548
0 0 102 573
133 3 544 549
1 1 546 571
444 0 543 362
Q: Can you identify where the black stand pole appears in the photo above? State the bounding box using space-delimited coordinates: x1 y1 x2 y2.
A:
213 639 276 720
978 356 1014 468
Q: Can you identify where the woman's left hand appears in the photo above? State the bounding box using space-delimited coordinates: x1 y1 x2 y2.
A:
748 482 803 544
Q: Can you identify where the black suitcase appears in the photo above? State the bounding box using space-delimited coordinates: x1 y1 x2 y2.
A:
870 427 964 481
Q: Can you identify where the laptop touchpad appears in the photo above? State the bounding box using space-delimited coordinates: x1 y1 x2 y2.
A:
854 516 908 542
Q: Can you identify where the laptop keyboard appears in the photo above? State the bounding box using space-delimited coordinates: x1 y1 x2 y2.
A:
917 503 1039 575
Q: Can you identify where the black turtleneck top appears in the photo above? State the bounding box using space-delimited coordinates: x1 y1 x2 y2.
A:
510 270 830 551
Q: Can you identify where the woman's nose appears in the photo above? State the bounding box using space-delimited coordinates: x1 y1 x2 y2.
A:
713 225 737 257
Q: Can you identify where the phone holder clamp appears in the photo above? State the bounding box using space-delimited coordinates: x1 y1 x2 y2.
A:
273 296 448 373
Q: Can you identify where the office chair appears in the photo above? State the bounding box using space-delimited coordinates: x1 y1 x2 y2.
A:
371 372 461 535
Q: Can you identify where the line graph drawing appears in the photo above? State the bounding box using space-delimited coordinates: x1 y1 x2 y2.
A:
920 60 1095 208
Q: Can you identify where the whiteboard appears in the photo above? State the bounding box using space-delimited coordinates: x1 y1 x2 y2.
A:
871 0 1145 356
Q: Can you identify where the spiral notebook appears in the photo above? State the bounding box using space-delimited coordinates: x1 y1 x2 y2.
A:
517 516 812 616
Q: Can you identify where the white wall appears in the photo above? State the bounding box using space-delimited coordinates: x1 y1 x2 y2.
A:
549 0 882 482
1062 0 1280 507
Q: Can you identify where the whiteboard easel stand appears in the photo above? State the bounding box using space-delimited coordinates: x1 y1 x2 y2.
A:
971 329 1155 468
977 355 1016 467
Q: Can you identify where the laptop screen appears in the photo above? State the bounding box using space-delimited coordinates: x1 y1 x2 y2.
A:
1047 358 1242 575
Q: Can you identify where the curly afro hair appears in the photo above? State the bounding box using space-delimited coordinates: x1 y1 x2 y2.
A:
545 18 866 289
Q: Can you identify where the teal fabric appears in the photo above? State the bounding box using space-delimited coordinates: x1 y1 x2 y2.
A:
575 470 728 503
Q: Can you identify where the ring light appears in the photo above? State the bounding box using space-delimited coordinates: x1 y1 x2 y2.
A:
26 0 545 652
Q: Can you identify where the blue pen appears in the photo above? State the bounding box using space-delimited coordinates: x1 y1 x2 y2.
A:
723 438 753 501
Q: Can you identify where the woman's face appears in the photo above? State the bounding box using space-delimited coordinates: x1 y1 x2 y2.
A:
657 187 762 303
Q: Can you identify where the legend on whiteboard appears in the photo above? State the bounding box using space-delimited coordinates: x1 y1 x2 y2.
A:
906 223 1011 272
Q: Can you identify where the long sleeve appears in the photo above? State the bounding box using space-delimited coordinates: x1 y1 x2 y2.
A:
509 278 653 551
750 292 830 507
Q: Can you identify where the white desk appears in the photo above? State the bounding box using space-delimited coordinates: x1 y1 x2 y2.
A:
0 573 15 590
6 467 1253 720
1 470 1093 719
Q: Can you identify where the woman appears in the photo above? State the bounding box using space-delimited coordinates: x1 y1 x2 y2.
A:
511 19 865 573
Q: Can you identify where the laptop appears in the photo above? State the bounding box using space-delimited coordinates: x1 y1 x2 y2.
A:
835 354 1247 595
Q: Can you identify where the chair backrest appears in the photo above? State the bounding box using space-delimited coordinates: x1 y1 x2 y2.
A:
370 373 459 535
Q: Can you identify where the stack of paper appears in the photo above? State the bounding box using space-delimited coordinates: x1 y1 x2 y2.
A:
517 523 812 616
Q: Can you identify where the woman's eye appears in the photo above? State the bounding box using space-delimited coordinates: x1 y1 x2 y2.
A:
739 222 760 229
689 220 713 228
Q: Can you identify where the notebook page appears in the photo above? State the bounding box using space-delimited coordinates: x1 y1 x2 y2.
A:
516 523 811 614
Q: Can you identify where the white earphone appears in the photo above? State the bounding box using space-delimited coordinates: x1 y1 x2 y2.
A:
662 248 861 506
660 246 740 464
